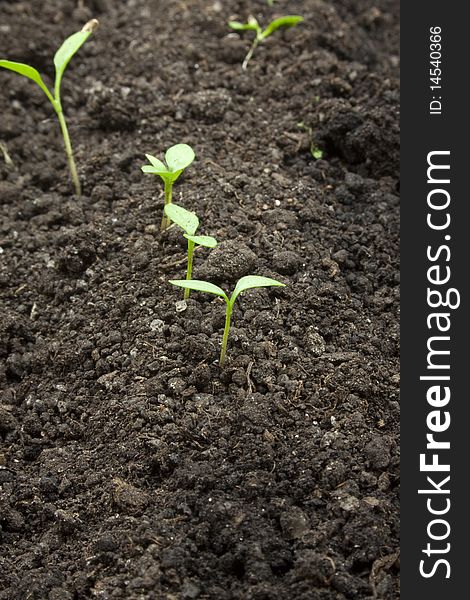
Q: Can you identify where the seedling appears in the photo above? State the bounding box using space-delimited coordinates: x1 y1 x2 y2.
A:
141 144 195 231
164 203 217 300
298 122 324 160
169 275 285 366
228 15 304 70
0 20 99 195
311 146 324 160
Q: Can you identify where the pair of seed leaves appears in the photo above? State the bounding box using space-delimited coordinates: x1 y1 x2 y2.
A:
142 144 195 188
228 15 303 42
164 202 217 250
171 275 285 308
0 20 98 107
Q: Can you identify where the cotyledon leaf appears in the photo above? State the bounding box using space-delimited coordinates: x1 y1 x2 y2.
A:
184 234 218 248
169 280 228 301
165 144 195 172
228 19 260 33
164 204 199 235
53 20 98 95
230 275 285 304
0 60 53 102
144 154 168 173
261 15 304 40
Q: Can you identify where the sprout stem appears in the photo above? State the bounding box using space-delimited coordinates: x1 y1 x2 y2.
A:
161 180 172 230
0 141 14 167
220 303 233 367
56 106 81 196
242 37 259 70
184 239 195 300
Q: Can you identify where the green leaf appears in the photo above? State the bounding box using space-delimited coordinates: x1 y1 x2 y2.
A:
141 165 168 176
165 144 195 173
228 19 260 33
53 21 97 93
311 146 323 160
164 204 199 235
144 154 168 173
184 234 218 248
0 60 53 102
230 275 285 304
169 280 228 301
54 31 91 74
261 15 304 40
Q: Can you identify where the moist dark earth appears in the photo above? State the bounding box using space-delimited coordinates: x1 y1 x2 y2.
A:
0 1 399 598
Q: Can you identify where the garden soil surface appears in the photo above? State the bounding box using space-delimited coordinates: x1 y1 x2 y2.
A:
0 1 399 598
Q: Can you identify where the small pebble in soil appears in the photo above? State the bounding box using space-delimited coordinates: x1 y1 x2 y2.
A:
335 491 361 513
150 319 165 333
305 327 326 357
175 300 187 313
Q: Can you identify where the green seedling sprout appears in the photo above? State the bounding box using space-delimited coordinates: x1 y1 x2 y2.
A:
0 19 99 195
298 122 324 160
164 203 217 300
228 15 304 70
141 144 195 231
169 275 285 366
311 146 324 160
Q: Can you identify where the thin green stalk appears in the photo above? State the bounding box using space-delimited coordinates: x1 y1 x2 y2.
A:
242 37 259 70
55 104 81 196
161 180 172 230
220 303 233 367
184 239 195 300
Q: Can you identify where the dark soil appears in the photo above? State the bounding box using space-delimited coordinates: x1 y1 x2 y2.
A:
0 1 399 598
